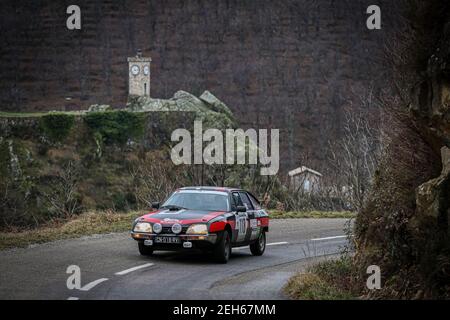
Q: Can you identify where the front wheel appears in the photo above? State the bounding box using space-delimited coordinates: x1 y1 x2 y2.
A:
138 242 154 256
250 231 266 256
213 230 231 263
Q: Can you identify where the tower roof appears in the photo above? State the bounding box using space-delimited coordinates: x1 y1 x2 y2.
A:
128 56 152 63
128 49 151 62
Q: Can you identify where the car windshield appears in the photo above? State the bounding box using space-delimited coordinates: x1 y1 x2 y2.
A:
162 191 229 211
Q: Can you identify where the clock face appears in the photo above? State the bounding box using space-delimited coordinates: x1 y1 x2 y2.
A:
143 65 150 75
131 65 140 75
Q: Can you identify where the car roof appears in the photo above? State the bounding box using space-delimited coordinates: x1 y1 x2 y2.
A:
178 186 244 193
176 187 261 203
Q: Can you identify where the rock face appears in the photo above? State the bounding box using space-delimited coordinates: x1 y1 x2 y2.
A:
0 0 400 171
411 25 450 239
414 147 450 233
410 22 450 150
88 104 111 112
409 36 450 296
126 90 236 128
355 3 450 298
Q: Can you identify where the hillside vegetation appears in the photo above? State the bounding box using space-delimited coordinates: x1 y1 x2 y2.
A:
0 91 239 229
353 1 450 299
1 90 350 230
285 1 450 300
0 110 182 228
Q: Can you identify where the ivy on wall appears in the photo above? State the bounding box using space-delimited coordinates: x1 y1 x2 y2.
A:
39 113 75 142
84 111 145 145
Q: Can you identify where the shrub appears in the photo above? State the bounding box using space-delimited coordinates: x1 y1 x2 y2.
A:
39 113 75 142
112 192 136 211
284 256 357 300
84 111 145 145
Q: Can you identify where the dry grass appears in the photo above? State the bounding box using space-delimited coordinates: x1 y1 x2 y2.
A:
0 210 354 251
0 211 142 250
269 210 355 219
284 273 352 300
284 256 358 300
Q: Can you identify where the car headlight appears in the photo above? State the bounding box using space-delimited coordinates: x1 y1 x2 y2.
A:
186 224 208 235
172 223 182 234
153 223 162 233
134 222 152 233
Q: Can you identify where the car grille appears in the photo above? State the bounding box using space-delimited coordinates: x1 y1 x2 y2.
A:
161 226 188 234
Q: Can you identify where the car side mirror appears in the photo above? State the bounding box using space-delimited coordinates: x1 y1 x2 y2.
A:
151 202 160 209
236 205 247 212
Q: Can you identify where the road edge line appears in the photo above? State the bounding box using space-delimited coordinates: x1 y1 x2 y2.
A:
80 278 109 291
115 263 155 276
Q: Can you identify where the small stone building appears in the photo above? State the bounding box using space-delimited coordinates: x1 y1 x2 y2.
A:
288 166 322 193
128 50 151 96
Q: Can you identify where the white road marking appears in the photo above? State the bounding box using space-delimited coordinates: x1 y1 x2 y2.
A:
67 297 79 300
267 241 289 246
234 241 289 250
311 235 347 241
115 263 155 275
80 278 109 291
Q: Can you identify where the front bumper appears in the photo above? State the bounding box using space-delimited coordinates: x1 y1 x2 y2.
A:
131 232 218 250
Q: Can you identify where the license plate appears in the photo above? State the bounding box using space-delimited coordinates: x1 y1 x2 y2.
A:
154 236 180 244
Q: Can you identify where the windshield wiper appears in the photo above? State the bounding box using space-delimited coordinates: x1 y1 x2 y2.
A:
160 205 187 211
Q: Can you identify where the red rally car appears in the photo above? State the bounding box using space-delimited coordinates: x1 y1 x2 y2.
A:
131 187 269 263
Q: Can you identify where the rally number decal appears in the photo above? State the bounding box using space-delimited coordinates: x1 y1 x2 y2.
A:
236 214 247 241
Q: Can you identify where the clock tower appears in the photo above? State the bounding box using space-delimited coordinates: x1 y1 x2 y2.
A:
128 50 151 97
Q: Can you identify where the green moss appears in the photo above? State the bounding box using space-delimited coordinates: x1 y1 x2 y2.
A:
0 111 83 118
84 111 145 145
39 113 75 142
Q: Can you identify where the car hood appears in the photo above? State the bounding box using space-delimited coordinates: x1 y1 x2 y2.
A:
140 209 225 225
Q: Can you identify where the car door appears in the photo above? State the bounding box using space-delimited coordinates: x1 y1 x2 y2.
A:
231 192 249 243
238 192 257 243
247 192 267 238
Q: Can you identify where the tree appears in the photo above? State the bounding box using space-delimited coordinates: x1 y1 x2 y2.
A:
328 93 381 211
43 161 82 219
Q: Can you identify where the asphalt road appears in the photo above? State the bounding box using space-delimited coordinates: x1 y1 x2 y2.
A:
0 218 351 300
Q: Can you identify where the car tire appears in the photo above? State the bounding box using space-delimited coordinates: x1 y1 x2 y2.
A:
213 230 231 263
250 231 266 256
138 242 154 256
